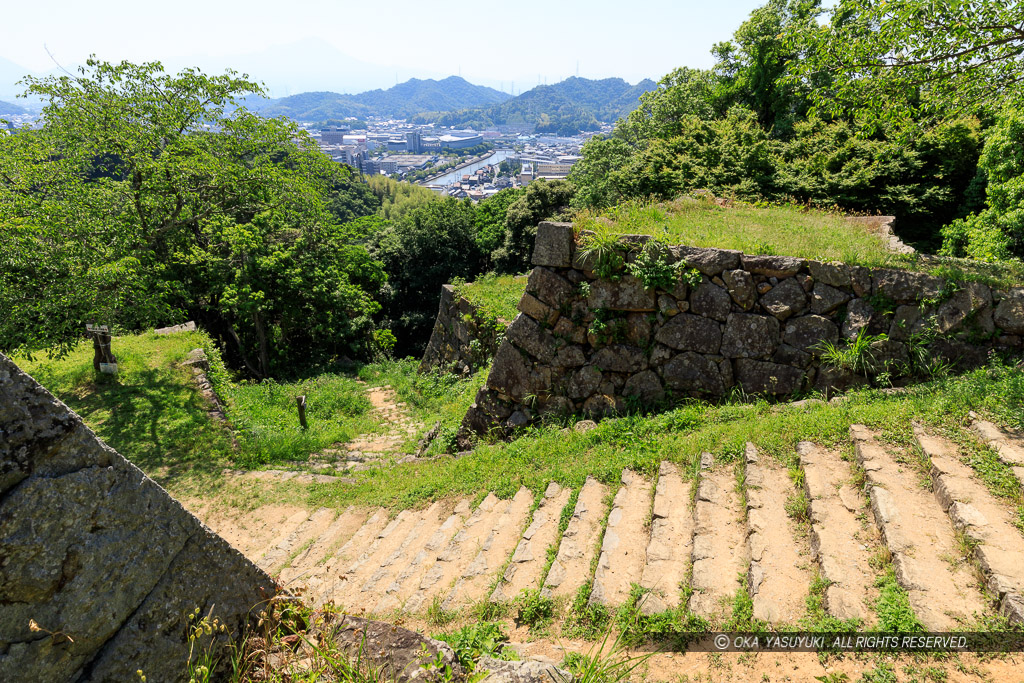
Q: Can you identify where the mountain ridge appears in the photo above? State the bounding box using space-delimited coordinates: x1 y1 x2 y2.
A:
247 75 511 121
418 76 657 135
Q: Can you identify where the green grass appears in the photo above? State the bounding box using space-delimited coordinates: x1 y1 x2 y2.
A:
574 196 1024 286
307 358 1024 514
13 330 237 485
13 329 1024 534
9 331 486 488
225 373 376 467
455 272 528 323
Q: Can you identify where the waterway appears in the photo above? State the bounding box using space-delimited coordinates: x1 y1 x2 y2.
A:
423 149 515 187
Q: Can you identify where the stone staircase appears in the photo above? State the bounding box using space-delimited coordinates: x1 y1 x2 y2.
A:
200 420 1024 628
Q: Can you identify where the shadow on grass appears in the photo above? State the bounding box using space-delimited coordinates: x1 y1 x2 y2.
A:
60 367 236 487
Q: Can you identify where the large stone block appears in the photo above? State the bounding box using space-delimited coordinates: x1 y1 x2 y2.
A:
807 261 851 288
741 254 806 278
568 365 603 400
591 344 648 373
782 315 838 352
505 313 556 362
720 313 780 359
653 313 722 354
935 281 993 335
527 266 574 308
672 245 741 276
734 359 805 395
689 279 732 321
842 298 891 340
0 354 271 683
661 352 726 397
532 221 575 267
517 293 557 325
622 370 665 405
872 268 944 304
810 283 851 315
487 340 548 399
588 275 655 311
722 269 756 310
994 289 1024 335
760 277 808 321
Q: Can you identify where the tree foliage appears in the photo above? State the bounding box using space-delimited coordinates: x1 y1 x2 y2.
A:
790 0 1024 132
0 58 385 373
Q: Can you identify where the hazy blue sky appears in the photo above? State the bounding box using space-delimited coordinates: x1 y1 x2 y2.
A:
1 0 769 94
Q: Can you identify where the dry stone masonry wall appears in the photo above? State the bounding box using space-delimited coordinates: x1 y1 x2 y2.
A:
420 284 506 376
0 353 273 682
459 221 1024 440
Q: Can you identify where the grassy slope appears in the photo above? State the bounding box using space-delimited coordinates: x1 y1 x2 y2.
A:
576 197 1024 286
12 323 1024 528
456 273 528 323
313 362 1024 521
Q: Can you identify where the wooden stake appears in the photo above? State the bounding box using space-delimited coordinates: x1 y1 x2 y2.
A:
296 395 308 430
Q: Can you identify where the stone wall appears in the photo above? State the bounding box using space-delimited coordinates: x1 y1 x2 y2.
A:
459 222 1024 440
0 353 273 682
420 284 506 376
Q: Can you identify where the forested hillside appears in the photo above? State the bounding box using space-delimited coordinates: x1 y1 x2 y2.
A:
417 76 657 135
247 76 511 121
568 0 1024 258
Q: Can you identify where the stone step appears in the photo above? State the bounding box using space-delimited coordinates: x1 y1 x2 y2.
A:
202 504 309 559
851 425 988 630
797 442 878 625
744 444 811 624
443 487 534 610
254 509 316 566
689 454 747 620
373 499 476 613
308 508 397 607
257 507 336 575
278 507 369 588
915 427 1024 624
491 483 571 602
638 462 693 614
590 470 654 608
395 494 511 613
543 476 609 600
337 503 446 610
969 413 1024 488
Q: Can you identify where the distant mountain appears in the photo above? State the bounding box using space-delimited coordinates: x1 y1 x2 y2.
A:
418 77 658 135
0 56 36 101
0 100 26 116
246 76 511 121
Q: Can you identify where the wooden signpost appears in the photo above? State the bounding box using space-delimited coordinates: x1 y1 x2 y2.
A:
296 395 308 430
85 324 118 374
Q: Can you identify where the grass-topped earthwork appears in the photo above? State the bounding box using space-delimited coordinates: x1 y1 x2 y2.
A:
574 195 1024 287
454 272 528 324
9 330 485 497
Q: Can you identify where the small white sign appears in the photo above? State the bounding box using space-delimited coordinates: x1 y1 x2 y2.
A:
98 363 118 374
86 324 110 333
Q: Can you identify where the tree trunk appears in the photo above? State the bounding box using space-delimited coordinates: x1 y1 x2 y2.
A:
254 310 270 378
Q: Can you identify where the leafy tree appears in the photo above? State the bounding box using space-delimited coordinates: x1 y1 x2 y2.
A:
941 104 1024 260
777 117 982 245
614 68 716 146
370 198 483 355
711 0 820 135
0 58 384 374
493 180 576 273
367 175 438 221
790 0 1024 132
328 169 381 224
475 187 526 259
